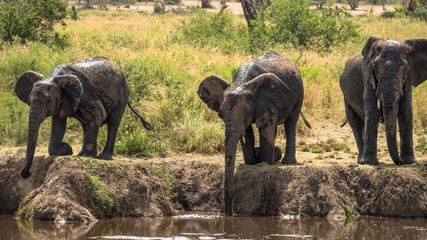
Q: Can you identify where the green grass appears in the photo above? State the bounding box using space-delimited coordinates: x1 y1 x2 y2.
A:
0 9 426 158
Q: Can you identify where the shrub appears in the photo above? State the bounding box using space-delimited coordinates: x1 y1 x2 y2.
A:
0 0 68 44
250 0 359 52
174 8 249 53
412 7 427 21
381 10 397 18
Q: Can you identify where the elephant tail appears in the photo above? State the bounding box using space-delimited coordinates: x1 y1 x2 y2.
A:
127 101 152 130
300 112 312 129
340 119 347 128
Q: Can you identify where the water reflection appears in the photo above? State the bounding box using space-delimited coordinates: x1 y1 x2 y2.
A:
0 214 426 240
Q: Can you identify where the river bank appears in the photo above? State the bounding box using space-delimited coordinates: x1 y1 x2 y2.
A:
0 152 426 222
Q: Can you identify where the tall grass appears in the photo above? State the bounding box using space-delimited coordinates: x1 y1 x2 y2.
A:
0 10 426 156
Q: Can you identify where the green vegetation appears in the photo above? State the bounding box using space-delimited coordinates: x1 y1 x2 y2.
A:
82 158 116 214
345 204 354 217
17 195 37 221
250 0 359 51
174 7 249 53
0 6 425 159
147 164 177 203
0 0 68 44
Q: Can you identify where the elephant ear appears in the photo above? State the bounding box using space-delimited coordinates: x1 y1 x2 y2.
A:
246 73 290 128
54 75 83 118
404 38 427 87
362 36 382 91
15 71 44 105
198 74 230 112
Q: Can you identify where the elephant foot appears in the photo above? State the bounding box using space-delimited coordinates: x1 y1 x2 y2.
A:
358 155 379 165
273 147 282 162
21 169 31 178
98 152 113 160
401 155 417 165
282 156 296 165
54 142 73 156
81 151 97 159
253 147 282 164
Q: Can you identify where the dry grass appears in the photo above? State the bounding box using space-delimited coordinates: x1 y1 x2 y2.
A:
0 10 426 162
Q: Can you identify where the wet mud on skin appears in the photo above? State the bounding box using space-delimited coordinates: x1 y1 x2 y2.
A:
0 214 426 239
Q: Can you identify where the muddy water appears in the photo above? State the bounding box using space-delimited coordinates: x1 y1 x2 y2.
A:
1 214 426 240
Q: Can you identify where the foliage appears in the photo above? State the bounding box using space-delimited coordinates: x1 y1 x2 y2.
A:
70 6 79 20
412 7 427 21
347 0 360 10
174 8 249 53
250 0 360 52
381 10 397 18
153 3 166 14
0 0 68 44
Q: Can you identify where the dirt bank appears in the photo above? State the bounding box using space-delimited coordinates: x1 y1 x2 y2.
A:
0 154 426 221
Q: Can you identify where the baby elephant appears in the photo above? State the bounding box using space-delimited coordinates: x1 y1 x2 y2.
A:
198 50 310 216
340 37 426 165
15 56 152 178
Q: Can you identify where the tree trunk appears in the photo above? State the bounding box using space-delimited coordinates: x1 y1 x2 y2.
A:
241 0 271 29
201 0 212 8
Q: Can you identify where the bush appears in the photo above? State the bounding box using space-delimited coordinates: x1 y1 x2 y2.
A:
250 0 359 52
381 10 397 18
174 8 249 53
412 7 427 21
0 0 68 44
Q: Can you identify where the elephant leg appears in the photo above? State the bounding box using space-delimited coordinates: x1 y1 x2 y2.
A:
258 124 277 164
344 100 364 161
48 115 72 156
82 123 99 158
78 122 87 156
360 84 379 165
99 111 124 160
398 90 416 164
241 125 257 165
282 113 298 164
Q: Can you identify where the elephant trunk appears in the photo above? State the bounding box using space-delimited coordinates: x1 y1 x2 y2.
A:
224 130 239 216
21 108 43 178
382 100 402 165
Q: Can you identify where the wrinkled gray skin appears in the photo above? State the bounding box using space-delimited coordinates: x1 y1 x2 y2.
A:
15 56 151 178
340 37 427 165
198 51 306 216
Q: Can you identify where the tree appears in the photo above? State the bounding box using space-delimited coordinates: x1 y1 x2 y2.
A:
241 0 271 28
347 0 360 10
201 0 212 8
250 0 359 51
0 0 68 44
312 0 327 9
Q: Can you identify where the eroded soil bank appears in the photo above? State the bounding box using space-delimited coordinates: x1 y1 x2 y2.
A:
0 155 426 221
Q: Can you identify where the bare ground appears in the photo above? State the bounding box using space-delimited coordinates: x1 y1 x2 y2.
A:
68 0 396 15
0 147 426 221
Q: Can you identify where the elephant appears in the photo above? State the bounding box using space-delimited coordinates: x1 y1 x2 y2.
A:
15 56 152 178
339 37 427 165
198 50 310 216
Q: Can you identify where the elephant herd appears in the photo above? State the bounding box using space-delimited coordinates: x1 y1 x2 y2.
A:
14 37 427 215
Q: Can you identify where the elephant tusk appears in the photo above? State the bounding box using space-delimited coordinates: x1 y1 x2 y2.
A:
377 99 380 110
279 79 291 90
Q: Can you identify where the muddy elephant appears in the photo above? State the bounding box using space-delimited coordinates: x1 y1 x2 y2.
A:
198 50 310 216
340 37 427 165
15 56 152 178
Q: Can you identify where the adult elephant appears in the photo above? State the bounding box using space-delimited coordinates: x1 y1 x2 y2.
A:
340 37 426 165
15 56 152 178
198 50 310 216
